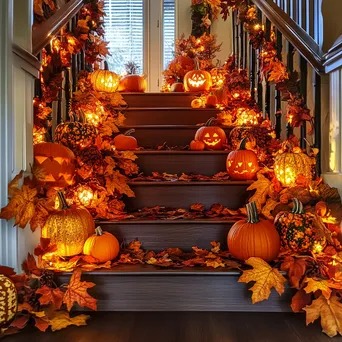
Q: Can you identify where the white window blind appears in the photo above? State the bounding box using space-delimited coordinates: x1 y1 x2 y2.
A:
163 0 175 70
104 0 144 75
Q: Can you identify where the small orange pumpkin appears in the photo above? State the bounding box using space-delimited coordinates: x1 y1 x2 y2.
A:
206 95 218 108
194 117 227 150
83 227 120 263
191 98 204 108
91 70 120 93
184 58 212 92
228 202 280 262
114 129 138 151
171 82 185 92
226 138 259 180
190 140 205 151
118 74 147 92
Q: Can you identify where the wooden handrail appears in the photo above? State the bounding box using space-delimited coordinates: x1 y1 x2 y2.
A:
32 0 83 56
12 44 41 78
253 0 325 73
323 36 342 73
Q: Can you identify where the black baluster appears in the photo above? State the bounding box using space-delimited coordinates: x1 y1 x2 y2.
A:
71 16 77 92
257 8 263 110
300 56 308 148
286 41 294 138
264 19 271 117
236 12 240 64
250 43 256 101
314 72 321 175
65 68 71 118
275 30 283 139
57 88 62 125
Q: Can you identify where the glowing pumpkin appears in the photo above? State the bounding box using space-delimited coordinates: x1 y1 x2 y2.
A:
226 138 259 180
83 227 120 263
0 275 17 326
191 98 204 108
91 70 120 93
114 129 138 151
33 142 75 188
228 201 280 262
274 144 312 187
194 117 227 150
184 58 212 92
42 192 95 257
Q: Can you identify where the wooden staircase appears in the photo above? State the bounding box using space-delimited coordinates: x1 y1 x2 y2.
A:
56 93 292 312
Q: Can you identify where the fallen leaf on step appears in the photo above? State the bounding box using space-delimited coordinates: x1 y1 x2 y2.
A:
280 256 307 289
304 278 332 299
49 311 90 332
36 286 64 310
291 289 312 313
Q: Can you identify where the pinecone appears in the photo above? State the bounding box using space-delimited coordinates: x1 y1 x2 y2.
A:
77 146 103 168
40 270 55 287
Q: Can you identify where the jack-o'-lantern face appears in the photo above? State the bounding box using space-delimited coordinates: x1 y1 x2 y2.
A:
194 119 227 150
184 69 212 92
34 142 76 188
188 73 206 87
226 138 259 180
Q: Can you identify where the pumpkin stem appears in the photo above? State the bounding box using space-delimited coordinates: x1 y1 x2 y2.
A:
291 198 305 214
124 129 135 136
238 137 248 150
78 110 86 123
246 202 260 223
56 191 69 210
205 117 216 127
95 226 104 236
194 57 200 70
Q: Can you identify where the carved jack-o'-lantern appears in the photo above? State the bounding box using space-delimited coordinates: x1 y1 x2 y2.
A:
34 142 75 188
226 138 259 180
194 117 227 150
184 58 212 92
91 70 120 93
0 274 17 326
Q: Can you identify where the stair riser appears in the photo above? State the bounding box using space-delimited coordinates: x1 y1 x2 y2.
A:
56 274 293 312
126 183 250 210
124 109 219 125
136 153 228 175
99 222 233 251
121 127 232 148
122 93 199 108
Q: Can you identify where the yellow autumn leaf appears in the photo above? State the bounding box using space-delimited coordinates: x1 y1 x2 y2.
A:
247 174 271 210
8 171 23 196
105 170 135 197
49 311 90 332
304 278 332 300
239 257 287 304
261 198 279 219
304 295 342 337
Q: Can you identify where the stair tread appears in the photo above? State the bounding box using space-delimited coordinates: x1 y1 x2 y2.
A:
134 150 228 155
126 107 218 111
121 124 232 128
98 217 240 224
122 92 200 96
59 264 241 276
128 180 252 185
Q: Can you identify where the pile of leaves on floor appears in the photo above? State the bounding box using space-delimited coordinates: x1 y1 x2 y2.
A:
0 255 97 337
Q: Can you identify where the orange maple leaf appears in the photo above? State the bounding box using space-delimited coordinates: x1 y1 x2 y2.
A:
105 170 135 197
63 268 97 312
304 278 332 299
304 295 342 337
291 289 312 313
36 286 64 310
239 257 287 304
280 256 307 288
268 59 289 83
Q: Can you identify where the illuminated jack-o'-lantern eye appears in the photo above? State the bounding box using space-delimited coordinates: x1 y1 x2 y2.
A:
205 133 210 138
213 133 219 138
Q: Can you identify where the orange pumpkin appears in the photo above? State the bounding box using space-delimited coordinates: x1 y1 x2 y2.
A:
118 74 147 92
91 70 120 93
226 138 259 180
83 227 120 263
42 192 95 257
206 95 218 108
191 98 204 108
228 202 280 262
190 140 205 151
171 82 185 92
114 129 138 151
184 58 212 92
34 142 75 188
194 117 227 150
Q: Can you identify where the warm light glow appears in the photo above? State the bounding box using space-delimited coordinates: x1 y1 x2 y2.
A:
236 108 260 126
76 186 94 207
312 242 323 254
233 92 240 99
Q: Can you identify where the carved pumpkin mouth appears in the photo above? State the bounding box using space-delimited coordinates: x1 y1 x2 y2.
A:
188 78 206 87
203 139 221 146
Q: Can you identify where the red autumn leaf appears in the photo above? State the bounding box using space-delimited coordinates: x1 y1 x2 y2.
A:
291 289 312 313
10 315 30 330
63 268 97 312
0 265 16 277
36 286 64 309
34 237 57 256
280 256 307 288
22 253 41 276
34 317 50 332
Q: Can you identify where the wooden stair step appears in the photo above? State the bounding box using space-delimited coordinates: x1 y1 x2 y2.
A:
99 218 236 251
56 265 293 312
120 125 233 148
124 107 219 125
135 150 228 175
121 92 199 108
126 181 251 211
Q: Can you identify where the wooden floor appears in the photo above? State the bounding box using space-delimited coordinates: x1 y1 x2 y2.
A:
4 312 340 342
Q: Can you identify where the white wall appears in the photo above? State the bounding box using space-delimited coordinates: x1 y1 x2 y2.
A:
176 0 233 65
